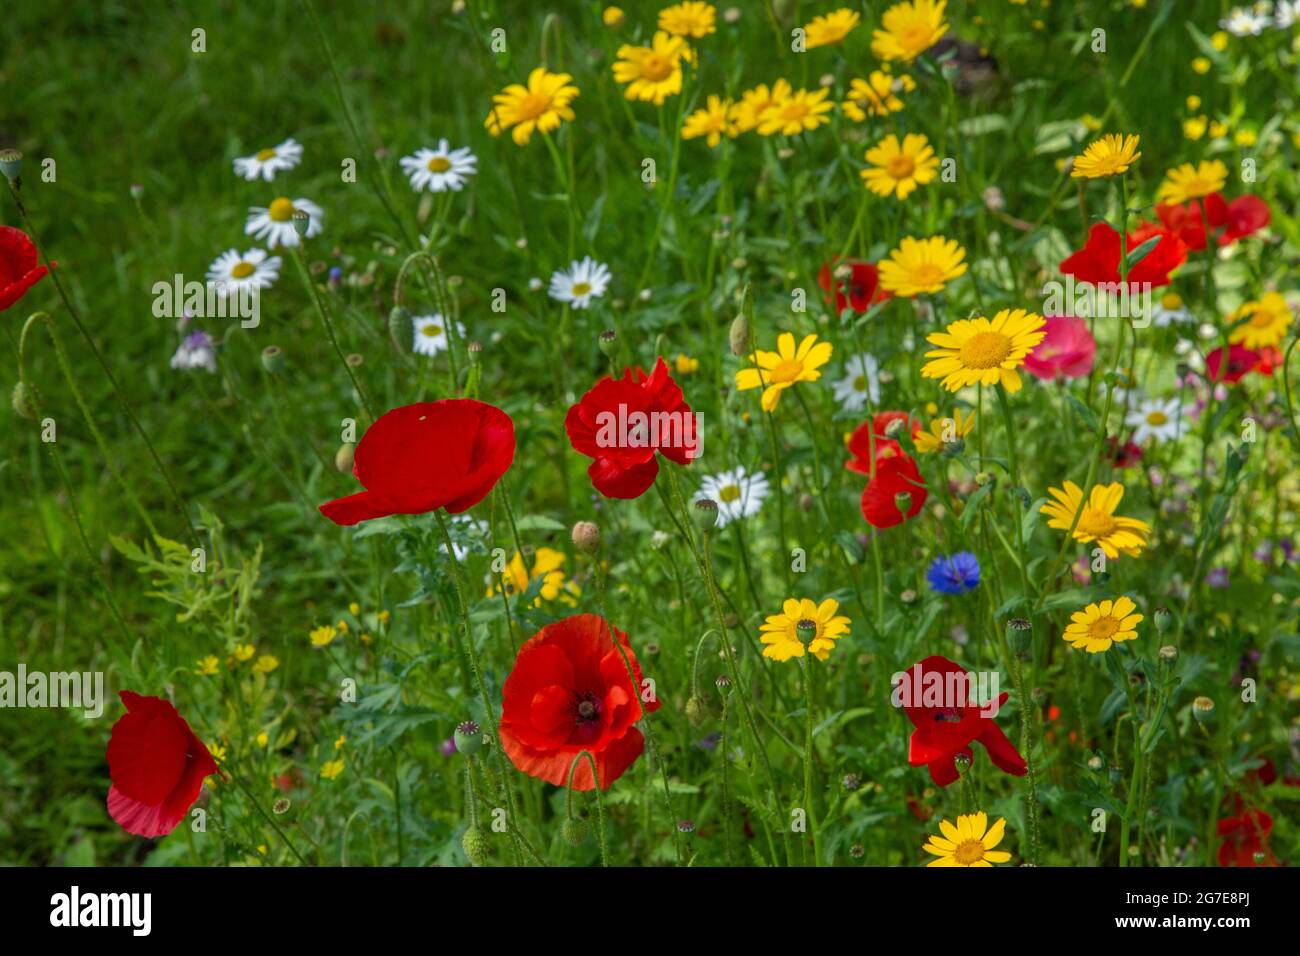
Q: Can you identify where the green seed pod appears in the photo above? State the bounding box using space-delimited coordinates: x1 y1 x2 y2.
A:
1006 618 1032 657
0 149 22 183
692 498 719 531
454 720 483 756
388 306 413 347
560 817 588 846
1192 696 1215 724
685 695 708 726
461 825 491 867
260 345 285 374
1153 606 1172 633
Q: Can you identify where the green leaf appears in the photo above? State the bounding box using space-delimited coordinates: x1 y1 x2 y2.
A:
514 514 567 532
961 483 992 529
1065 394 1100 433
1022 497 1048 542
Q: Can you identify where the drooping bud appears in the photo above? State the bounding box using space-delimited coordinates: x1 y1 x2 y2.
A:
685 695 708 726
388 306 412 347
561 816 588 845
571 520 601 554
12 381 36 420
461 825 491 866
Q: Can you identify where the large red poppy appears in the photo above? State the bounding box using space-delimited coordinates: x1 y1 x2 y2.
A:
818 257 891 314
565 357 696 499
1155 193 1270 251
1059 222 1186 290
499 613 659 790
106 691 217 837
320 399 515 526
897 655 1027 787
1205 343 1260 384
0 226 53 312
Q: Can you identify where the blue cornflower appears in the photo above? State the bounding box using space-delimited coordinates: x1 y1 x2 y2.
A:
926 552 981 594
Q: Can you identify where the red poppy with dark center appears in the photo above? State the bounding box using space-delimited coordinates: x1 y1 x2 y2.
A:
1205 343 1260 384
1216 809 1276 867
898 655 1027 787
0 226 53 312
106 691 217 837
1155 193 1270 251
320 399 515 526
1059 222 1187 290
565 356 696 499
499 613 659 790
818 258 891 314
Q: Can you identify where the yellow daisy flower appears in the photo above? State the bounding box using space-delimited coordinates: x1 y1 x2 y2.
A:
682 95 737 147
252 654 280 675
612 31 692 105
1040 481 1151 559
871 0 949 63
730 80 792 133
1069 133 1142 179
923 812 1012 867
488 546 581 606
921 309 1047 394
756 87 833 136
309 624 338 648
1183 116 1207 141
735 332 834 412
1208 120 1227 139
842 71 915 120
602 7 625 28
485 67 580 146
804 8 861 48
1156 159 1227 204
759 597 852 662
659 1 716 38
674 353 701 374
320 758 345 780
256 731 269 748
860 132 939 200
1191 57 1211 74
1064 596 1143 653
878 235 968 297
196 656 220 676
1228 292 1292 350
233 643 256 662
914 408 976 454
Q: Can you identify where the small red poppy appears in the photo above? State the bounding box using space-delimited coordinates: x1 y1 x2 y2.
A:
320 399 515 526
499 613 659 790
897 655 1027 787
1216 809 1276 867
861 452 927 529
844 411 920 477
0 225 53 312
106 691 217 837
818 258 891 314
1205 193 1270 245
1059 222 1187 290
565 357 696 499
1206 343 1260 384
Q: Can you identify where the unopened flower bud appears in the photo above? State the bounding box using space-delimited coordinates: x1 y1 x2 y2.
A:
954 752 972 773
715 674 732 694
729 313 749 356
12 381 36 420
692 498 719 530
461 825 491 866
571 520 601 554
561 816 588 845
129 182 145 200
388 306 412 346
1159 644 1178 663
685 695 708 726
335 442 356 473
467 341 482 364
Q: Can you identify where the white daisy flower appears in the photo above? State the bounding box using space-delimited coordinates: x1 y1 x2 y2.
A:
831 354 881 411
400 140 478 192
1220 7 1270 35
1126 397 1186 445
548 257 611 310
170 331 218 374
696 466 770 529
205 248 281 298
1151 291 1194 328
245 197 323 249
411 314 466 356
1274 0 1299 27
232 138 303 182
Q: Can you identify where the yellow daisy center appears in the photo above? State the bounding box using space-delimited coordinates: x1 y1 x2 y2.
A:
1146 411 1168 426
770 358 806 383
904 263 946 289
853 374 869 391
1077 508 1117 538
1248 308 1278 328
269 198 296 222
427 156 452 173
515 92 553 122
571 281 592 296
230 261 255 279
953 840 986 865
255 148 277 161
641 53 674 82
421 324 444 338
779 100 811 123
887 154 917 179
900 23 932 52
1161 292 1183 309
718 484 741 503
958 331 1012 369
1088 616 1120 641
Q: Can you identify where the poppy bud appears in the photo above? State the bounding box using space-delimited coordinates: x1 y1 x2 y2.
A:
1006 618 1032 656
729 313 749 356
388 306 413 346
571 520 601 554
461 825 491 866
598 329 618 358
12 381 36 420
1153 606 1171 633
261 345 285 374
692 498 719 530
561 817 588 845
0 149 21 183
454 720 483 756
292 209 311 238
1159 644 1178 663
335 442 356 473
1192 696 1215 723
685 695 708 726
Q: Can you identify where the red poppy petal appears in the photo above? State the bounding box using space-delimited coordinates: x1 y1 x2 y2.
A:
588 455 659 499
106 693 190 805
319 490 395 526
108 785 183 838
977 721 1028 777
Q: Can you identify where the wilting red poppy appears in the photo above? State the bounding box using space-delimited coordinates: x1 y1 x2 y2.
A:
844 411 920 477
1217 809 1276 867
1156 194 1270 251
1206 343 1260 384
320 399 515 526
818 257 891 313
896 655 1027 787
1060 222 1186 290
0 225 53 312
499 613 659 790
106 691 217 837
565 356 697 499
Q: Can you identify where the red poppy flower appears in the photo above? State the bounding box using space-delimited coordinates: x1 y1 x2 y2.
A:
499 613 659 790
1206 343 1260 384
1059 222 1186 290
897 655 1027 787
818 257 891 313
106 691 217 837
565 357 697 499
0 225 53 312
320 399 515 526
1216 809 1276 867
1107 436 1143 469
1252 345 1283 377
844 411 920 477
861 453 927 529
1155 194 1268 251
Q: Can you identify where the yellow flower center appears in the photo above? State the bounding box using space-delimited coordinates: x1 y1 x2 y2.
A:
255 148 277 161
1146 411 1168 426
900 23 933 53
853 374 869 391
1161 292 1183 309
1088 616 1120 641
905 263 946 289
269 198 296 222
953 840 985 865
958 331 1011 369
886 154 917 179
1248 307 1278 328
515 92 553 122
421 323 444 338
770 358 805 383
571 282 592 296
779 100 811 123
640 53 674 82
718 484 741 503
1077 508 1117 539
427 156 452 173
230 261 255 279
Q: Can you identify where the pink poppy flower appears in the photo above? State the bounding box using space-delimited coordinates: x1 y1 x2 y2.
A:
1023 315 1096 381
